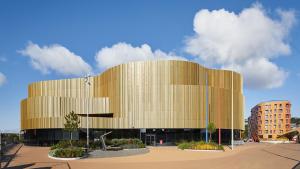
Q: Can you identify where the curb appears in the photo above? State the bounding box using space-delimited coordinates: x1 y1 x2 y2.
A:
48 154 83 161
182 149 224 152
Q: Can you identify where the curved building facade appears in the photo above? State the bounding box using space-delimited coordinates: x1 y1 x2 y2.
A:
21 60 244 144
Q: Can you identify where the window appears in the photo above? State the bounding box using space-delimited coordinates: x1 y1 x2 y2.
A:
274 114 276 118
265 115 268 119
285 114 289 118
274 120 276 123
279 109 283 113
265 120 268 124
270 130 272 134
286 119 289 123
274 109 277 113
273 125 276 128
265 130 268 134
259 130 262 134
279 104 282 109
279 114 282 118
275 104 277 109
264 125 268 129
280 130 283 134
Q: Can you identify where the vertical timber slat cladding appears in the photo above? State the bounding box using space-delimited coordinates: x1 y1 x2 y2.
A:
21 60 244 130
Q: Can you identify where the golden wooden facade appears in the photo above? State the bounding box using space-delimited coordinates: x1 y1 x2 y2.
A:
21 60 244 130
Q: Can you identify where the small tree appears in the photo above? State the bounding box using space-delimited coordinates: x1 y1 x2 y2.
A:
208 122 216 143
64 111 80 147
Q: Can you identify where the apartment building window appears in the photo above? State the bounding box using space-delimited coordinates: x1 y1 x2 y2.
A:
285 114 289 118
274 109 277 113
286 119 289 123
264 125 268 129
270 120 272 123
280 130 283 134
286 104 289 108
274 120 276 123
274 114 276 118
265 120 268 125
259 130 262 134
279 124 281 128
265 110 268 114
279 104 282 109
279 109 283 113
273 124 276 128
270 130 272 134
270 115 272 118
265 130 268 134
265 115 268 119
279 114 282 118
275 104 277 109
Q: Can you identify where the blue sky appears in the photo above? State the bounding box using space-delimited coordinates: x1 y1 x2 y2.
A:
0 0 300 131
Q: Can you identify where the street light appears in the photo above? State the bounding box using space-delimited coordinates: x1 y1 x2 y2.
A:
84 74 91 150
0 130 2 169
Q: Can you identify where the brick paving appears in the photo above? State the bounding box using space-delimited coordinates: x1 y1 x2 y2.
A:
5 143 300 169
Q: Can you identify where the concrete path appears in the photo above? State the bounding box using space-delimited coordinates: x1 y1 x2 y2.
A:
89 148 149 158
6 143 300 169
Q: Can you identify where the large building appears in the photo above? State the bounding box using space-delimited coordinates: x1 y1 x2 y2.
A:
249 100 291 141
21 60 244 145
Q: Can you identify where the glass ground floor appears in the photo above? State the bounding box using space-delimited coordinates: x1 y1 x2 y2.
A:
22 128 243 146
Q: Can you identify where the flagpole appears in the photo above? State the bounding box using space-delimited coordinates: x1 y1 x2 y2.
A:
231 71 234 150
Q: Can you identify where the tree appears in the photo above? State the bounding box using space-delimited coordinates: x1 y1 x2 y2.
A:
64 111 80 147
207 122 216 143
243 124 249 139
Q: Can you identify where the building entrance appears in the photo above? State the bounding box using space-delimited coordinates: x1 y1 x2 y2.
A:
145 134 156 146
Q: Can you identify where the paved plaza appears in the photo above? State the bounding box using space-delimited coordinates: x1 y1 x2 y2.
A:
4 143 300 169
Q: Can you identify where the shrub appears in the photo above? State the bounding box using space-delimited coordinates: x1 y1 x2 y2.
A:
111 138 145 149
89 140 102 149
54 147 84 158
277 137 289 141
177 141 224 151
50 140 70 150
178 142 192 150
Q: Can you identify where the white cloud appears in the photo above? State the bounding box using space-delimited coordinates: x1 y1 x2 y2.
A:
185 3 296 89
223 58 288 89
0 57 7 62
0 72 6 87
95 42 186 69
19 42 92 76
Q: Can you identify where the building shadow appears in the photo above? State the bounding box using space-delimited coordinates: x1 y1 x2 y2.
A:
4 163 35 169
292 162 300 169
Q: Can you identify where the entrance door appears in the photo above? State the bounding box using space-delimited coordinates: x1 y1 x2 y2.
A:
145 134 156 146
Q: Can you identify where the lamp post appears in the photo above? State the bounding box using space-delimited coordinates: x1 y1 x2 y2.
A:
84 75 91 150
231 71 234 150
0 130 2 169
